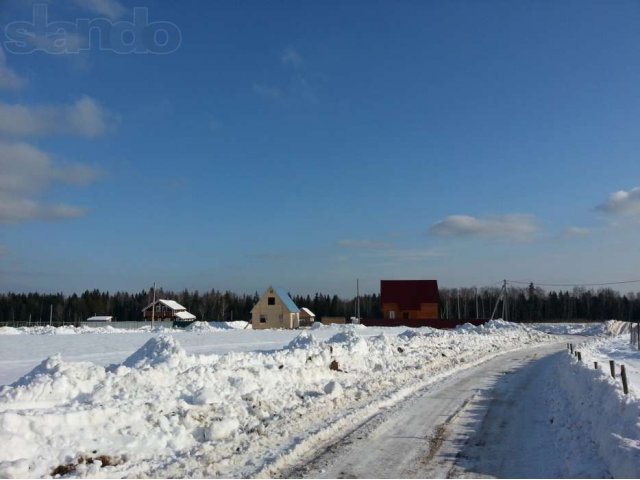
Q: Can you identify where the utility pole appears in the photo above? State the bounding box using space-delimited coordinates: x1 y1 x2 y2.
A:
491 280 508 321
457 290 461 320
356 278 360 321
151 282 156 327
502 280 508 321
49 304 52 326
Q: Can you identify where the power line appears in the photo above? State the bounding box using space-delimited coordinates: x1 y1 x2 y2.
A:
506 279 640 288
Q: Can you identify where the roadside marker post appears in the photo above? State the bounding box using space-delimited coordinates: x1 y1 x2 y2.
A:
621 365 629 395
609 360 616 378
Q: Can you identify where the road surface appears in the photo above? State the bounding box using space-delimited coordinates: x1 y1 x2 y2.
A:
283 340 610 479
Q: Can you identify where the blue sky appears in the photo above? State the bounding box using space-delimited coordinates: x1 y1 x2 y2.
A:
1 0 640 296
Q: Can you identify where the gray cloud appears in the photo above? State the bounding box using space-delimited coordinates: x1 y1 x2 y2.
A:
0 96 112 138
563 226 591 237
0 141 99 223
430 214 540 241
596 187 640 216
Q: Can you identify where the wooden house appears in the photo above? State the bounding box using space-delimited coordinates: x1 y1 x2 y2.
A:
299 307 316 326
380 280 439 321
251 287 300 329
142 299 196 321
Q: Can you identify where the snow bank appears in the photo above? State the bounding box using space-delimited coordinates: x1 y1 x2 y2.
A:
0 322 552 478
603 320 632 336
184 321 251 332
0 321 253 336
0 325 128 335
554 351 640 477
528 322 608 336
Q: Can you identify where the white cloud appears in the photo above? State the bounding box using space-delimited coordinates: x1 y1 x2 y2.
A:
252 83 283 99
281 47 302 67
71 0 126 19
596 187 640 216
564 226 591 237
0 199 86 223
0 96 112 138
0 48 27 91
0 141 98 223
430 214 540 241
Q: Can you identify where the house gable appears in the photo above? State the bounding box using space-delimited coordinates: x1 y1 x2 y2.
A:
251 286 300 329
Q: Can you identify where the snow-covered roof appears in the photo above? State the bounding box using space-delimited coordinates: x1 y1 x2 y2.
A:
299 307 315 317
86 316 113 322
174 311 196 320
142 299 188 312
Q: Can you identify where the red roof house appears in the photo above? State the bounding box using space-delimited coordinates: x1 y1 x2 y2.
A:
380 280 440 321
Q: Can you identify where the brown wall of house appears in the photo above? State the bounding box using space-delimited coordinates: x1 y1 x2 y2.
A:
321 316 346 325
382 302 439 320
142 310 174 320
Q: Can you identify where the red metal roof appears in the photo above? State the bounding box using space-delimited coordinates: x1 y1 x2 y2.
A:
380 280 440 310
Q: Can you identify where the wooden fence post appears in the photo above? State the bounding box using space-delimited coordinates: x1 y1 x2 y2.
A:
594 361 598 369
570 344 574 354
621 365 629 395
610 360 616 378
577 351 582 362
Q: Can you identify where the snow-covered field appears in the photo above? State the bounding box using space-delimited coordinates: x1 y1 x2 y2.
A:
0 320 551 478
1 320 639 478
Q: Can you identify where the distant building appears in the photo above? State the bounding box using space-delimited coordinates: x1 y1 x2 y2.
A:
380 280 440 321
321 316 346 325
251 287 300 329
142 299 196 321
86 315 113 322
299 307 316 326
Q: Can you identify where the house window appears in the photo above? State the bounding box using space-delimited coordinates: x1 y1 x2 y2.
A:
389 310 395 320
403 312 410 320
259 315 266 323
268 297 275 305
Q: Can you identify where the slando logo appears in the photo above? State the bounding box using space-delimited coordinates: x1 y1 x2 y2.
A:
4 4 182 55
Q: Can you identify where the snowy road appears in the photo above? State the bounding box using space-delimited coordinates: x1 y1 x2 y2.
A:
285 340 610 479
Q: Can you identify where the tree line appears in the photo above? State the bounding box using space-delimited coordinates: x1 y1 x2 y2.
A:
0 284 638 325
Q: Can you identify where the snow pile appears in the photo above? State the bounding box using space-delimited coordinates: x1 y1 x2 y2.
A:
0 327 21 335
0 322 551 478
603 320 632 336
184 321 251 332
554 350 640 477
528 322 608 336
122 336 190 369
184 321 217 332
